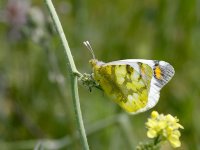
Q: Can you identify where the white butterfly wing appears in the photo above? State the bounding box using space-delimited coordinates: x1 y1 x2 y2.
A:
104 59 175 113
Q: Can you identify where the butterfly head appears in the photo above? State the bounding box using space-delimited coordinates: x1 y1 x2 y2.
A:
89 59 98 67
83 41 102 68
89 59 105 69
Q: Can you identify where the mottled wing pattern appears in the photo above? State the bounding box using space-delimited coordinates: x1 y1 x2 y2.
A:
118 59 175 113
93 62 153 113
90 59 175 114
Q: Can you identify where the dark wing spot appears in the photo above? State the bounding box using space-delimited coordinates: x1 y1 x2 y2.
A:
126 65 133 75
153 61 175 88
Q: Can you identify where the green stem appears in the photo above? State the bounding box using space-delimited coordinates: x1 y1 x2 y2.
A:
44 0 89 150
154 135 161 145
44 0 80 75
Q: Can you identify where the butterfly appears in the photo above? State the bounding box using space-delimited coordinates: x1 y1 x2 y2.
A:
84 41 175 114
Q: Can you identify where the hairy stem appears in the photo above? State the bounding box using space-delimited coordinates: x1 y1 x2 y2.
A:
44 0 89 149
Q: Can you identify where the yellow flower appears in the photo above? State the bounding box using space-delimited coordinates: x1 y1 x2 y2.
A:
146 111 184 148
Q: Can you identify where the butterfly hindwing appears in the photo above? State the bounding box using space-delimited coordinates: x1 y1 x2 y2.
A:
92 61 154 113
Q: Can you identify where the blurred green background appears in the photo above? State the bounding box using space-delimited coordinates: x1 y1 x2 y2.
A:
0 0 199 149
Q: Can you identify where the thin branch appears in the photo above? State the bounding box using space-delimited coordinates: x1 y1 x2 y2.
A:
44 0 80 75
44 0 89 149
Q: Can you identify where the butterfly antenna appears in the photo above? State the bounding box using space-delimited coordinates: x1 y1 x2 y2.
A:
83 41 96 59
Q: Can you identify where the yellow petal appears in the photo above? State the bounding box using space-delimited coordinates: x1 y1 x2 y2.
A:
177 123 184 129
168 134 181 148
146 119 157 128
158 121 167 130
147 129 157 138
151 111 159 118
172 130 181 137
169 138 181 148
166 114 176 122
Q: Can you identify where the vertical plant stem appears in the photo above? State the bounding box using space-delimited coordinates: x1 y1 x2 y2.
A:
44 0 78 73
44 0 89 150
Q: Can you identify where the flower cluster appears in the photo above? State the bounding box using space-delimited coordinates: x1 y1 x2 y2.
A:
146 111 184 148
